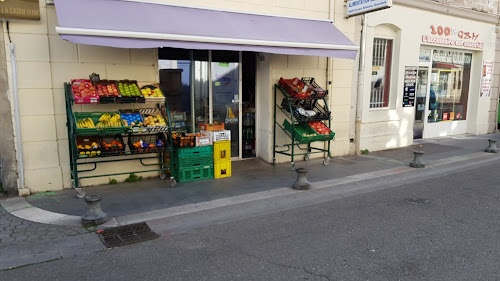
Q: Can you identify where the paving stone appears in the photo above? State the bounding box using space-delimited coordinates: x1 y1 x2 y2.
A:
0 204 89 246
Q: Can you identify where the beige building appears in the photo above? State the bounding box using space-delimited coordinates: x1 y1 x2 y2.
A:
0 0 359 195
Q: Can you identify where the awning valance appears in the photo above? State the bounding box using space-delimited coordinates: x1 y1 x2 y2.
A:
54 0 358 59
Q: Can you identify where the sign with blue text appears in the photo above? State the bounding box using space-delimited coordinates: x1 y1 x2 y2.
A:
346 0 392 18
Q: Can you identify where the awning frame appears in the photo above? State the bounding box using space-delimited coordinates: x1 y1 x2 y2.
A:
56 26 359 52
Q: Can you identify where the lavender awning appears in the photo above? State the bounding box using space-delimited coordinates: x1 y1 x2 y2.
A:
54 0 358 59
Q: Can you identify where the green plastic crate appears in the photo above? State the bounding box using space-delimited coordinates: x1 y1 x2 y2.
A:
175 165 214 182
283 119 335 143
173 145 213 158
74 112 128 135
173 155 213 169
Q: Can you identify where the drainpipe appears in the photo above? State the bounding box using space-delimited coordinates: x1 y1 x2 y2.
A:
4 22 25 192
325 0 334 157
354 14 367 155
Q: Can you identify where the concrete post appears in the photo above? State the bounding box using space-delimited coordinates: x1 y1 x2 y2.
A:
409 150 426 168
82 195 107 225
292 168 311 190
484 139 498 153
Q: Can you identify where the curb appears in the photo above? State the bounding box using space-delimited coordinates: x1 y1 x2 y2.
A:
2 151 499 228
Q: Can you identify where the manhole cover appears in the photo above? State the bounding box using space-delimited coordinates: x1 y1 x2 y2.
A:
404 198 430 205
98 222 159 248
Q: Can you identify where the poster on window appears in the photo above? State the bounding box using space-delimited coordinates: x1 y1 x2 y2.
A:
402 66 417 107
480 60 493 97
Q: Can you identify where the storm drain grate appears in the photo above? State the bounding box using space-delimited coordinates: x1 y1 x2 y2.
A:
404 198 430 205
98 222 159 248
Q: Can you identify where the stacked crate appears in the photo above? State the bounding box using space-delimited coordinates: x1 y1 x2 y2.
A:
200 123 232 179
173 146 214 182
213 139 231 179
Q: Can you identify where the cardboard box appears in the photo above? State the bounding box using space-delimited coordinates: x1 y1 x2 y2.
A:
201 130 231 142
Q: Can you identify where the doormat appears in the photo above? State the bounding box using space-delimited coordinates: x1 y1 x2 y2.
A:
97 222 159 248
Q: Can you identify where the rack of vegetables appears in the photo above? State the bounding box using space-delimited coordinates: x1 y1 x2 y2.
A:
65 81 176 198
273 78 334 170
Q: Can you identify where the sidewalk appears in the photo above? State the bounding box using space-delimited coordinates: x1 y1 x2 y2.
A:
7 132 500 223
1 133 499 270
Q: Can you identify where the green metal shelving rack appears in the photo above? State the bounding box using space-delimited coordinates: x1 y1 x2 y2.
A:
64 83 176 198
273 83 333 170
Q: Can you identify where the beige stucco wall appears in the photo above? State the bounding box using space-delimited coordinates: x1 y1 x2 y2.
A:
357 4 497 152
3 0 357 193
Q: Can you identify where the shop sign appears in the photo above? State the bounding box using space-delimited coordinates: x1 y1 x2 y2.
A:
346 0 392 18
432 50 471 66
422 25 484 50
480 60 493 97
402 66 416 107
0 0 40 20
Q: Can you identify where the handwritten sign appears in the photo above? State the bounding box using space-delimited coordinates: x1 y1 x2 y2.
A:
481 60 493 97
0 0 40 20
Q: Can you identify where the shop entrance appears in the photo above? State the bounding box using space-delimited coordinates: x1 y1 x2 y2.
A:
414 67 429 139
158 48 256 160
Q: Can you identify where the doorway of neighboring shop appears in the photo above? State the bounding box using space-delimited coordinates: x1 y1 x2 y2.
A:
414 47 472 139
158 48 257 160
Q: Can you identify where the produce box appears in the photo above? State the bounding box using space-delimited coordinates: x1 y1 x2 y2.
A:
74 112 127 135
120 110 144 128
196 134 212 147
99 135 125 156
76 136 101 158
199 122 225 131
173 133 196 148
128 133 166 154
116 80 145 103
140 108 168 132
94 80 120 103
71 79 99 104
282 119 335 143
137 81 166 105
308 121 332 135
281 98 330 121
279 77 325 100
301 77 328 99
201 130 231 142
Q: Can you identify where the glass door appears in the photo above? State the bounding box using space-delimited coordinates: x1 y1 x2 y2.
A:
414 67 429 139
211 51 240 158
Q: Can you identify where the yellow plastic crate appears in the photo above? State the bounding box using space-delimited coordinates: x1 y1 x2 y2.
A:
214 140 231 163
214 160 232 179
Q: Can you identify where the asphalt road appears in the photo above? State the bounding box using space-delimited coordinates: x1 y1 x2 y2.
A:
2 159 500 281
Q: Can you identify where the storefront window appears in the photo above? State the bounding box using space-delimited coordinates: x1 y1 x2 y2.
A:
370 38 393 108
158 49 209 133
428 50 472 122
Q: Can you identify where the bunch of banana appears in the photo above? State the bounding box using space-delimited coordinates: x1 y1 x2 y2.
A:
76 118 95 128
96 113 122 128
99 113 112 122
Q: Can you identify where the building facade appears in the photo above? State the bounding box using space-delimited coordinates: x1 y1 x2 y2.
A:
0 0 499 195
356 0 499 152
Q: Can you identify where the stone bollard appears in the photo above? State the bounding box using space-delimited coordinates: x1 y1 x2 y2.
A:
484 139 498 153
292 168 311 190
82 195 107 226
409 150 426 168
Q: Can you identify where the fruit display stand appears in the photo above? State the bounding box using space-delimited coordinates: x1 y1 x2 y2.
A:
64 81 176 198
273 77 334 170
